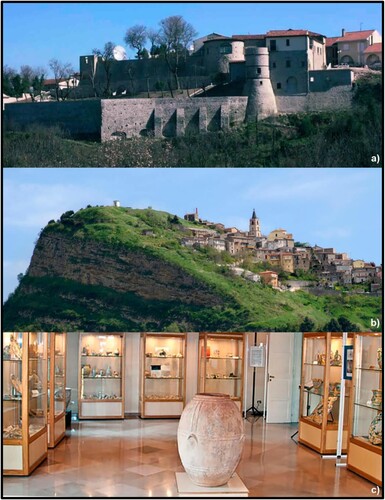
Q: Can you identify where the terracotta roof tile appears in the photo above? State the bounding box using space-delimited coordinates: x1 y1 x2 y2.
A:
232 34 266 40
266 29 324 38
326 36 340 47
364 42 382 53
335 30 376 42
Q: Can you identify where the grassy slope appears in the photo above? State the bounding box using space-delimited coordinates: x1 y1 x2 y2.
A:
3 206 381 332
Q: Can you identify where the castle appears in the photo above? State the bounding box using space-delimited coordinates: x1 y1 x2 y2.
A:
4 28 382 140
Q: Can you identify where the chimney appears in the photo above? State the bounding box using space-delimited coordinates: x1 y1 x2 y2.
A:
341 28 345 37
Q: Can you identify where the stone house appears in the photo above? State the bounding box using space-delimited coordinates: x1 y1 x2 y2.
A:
293 249 311 272
225 234 256 255
326 29 382 66
363 43 382 67
259 270 279 287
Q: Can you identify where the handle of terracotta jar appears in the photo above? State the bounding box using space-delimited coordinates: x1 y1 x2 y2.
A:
187 433 198 447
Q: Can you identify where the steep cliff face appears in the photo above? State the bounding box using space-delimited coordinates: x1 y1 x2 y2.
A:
3 206 381 332
28 232 222 306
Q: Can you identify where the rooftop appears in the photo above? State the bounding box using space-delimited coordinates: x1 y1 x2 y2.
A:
364 42 382 53
266 29 324 38
335 29 376 42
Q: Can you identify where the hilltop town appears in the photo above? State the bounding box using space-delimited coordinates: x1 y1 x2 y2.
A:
179 207 382 292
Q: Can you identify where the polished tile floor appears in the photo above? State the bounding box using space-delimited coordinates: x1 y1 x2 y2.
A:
3 416 379 498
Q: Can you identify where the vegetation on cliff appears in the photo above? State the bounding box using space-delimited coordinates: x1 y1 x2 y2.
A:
3 206 381 332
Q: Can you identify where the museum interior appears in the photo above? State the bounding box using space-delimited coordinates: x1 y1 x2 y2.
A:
2 331 382 497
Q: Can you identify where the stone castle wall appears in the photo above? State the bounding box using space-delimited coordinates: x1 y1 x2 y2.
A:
4 86 352 141
4 99 102 139
101 97 247 140
276 86 352 113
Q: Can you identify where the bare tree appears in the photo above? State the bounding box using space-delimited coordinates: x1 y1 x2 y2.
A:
92 42 115 97
124 24 148 59
147 28 161 57
20 65 46 101
158 15 197 90
49 59 75 101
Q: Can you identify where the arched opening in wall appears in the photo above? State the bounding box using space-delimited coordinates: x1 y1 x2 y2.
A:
140 128 154 137
111 131 127 140
286 76 298 94
340 55 354 66
366 54 380 67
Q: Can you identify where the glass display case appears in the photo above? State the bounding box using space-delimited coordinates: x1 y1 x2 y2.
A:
3 332 48 475
78 334 125 419
347 332 382 486
48 333 67 448
298 332 353 454
140 333 186 418
198 333 245 410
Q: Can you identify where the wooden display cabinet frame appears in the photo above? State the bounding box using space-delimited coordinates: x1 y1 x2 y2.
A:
3 332 48 476
198 332 245 411
78 333 125 419
140 333 187 418
48 332 67 448
347 332 382 487
298 332 353 455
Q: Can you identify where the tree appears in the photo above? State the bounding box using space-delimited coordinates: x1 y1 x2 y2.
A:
147 28 161 57
124 24 148 59
323 318 340 332
299 316 315 332
92 42 115 97
20 65 46 101
49 59 75 101
3 65 17 96
158 15 197 90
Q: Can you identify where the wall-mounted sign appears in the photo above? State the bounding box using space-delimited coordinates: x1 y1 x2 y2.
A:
343 345 353 380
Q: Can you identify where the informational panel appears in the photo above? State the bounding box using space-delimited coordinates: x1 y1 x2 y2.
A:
250 345 265 367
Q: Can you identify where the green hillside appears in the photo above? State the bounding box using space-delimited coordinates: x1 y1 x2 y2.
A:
3 206 381 332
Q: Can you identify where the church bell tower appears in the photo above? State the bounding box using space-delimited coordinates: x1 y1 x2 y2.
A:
249 209 261 238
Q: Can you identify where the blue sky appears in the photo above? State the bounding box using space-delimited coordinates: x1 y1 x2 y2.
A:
3 167 382 301
3 2 382 76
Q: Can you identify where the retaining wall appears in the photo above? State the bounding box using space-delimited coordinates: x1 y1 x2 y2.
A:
4 99 101 139
276 86 352 113
4 87 353 141
101 97 248 141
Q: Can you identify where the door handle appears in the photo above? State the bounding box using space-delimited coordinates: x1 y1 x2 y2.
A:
269 375 275 381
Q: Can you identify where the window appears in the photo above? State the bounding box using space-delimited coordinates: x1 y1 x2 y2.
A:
310 76 314 82
272 62 276 68
219 43 232 55
270 40 276 51
286 39 290 46
257 67 261 74
286 60 291 68
277 82 281 89
260 81 263 85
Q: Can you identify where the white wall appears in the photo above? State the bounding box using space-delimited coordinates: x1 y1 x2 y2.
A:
66 331 299 419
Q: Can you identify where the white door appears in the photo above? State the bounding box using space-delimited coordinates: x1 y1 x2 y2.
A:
266 333 297 423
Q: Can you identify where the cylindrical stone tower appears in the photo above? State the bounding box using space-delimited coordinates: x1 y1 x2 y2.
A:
243 47 277 121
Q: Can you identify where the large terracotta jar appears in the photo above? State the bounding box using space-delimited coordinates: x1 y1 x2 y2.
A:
177 393 244 487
